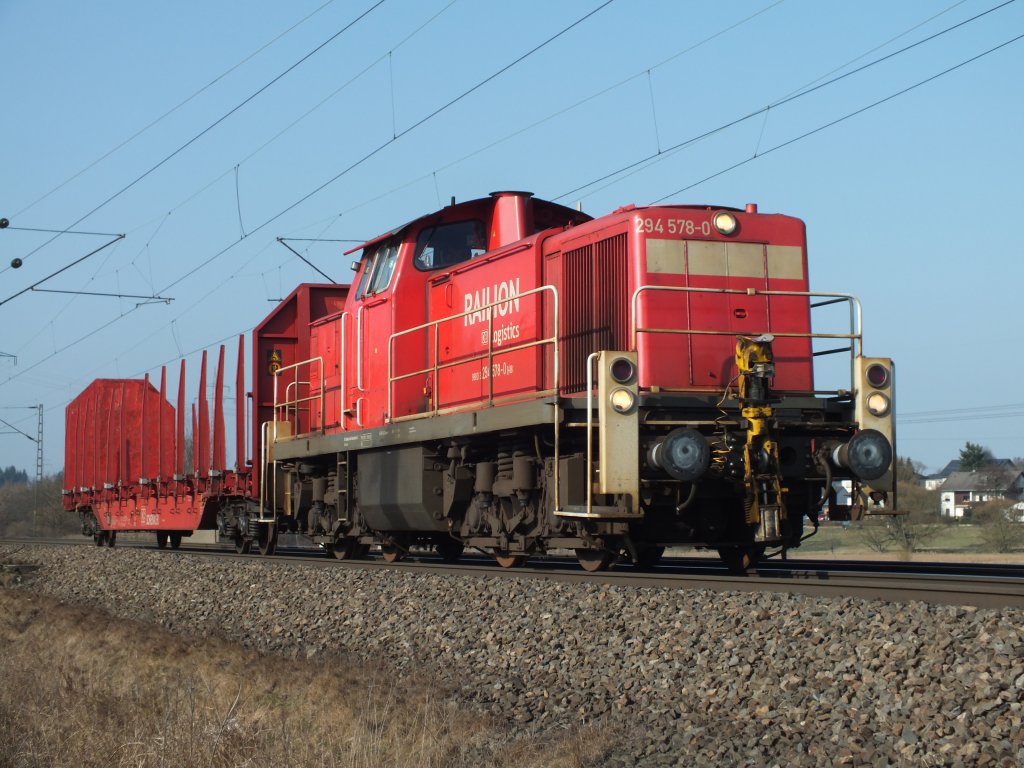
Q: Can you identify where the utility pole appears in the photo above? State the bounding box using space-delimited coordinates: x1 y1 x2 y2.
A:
34 405 43 534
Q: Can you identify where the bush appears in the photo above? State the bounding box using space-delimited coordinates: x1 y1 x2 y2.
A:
972 500 1024 553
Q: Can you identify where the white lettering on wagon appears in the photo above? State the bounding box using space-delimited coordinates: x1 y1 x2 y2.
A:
463 278 521 326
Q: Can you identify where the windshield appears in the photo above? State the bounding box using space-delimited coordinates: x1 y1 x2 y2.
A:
413 219 486 270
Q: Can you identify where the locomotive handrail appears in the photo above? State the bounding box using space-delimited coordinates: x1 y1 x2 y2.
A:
258 420 274 522
338 311 352 425
356 305 365 392
386 284 561 420
630 286 863 392
272 356 325 437
281 380 316 421
585 351 600 517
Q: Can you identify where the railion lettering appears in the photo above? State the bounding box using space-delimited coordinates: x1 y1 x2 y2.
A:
463 278 521 326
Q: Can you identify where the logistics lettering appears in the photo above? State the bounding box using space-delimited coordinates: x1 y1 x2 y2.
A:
481 322 521 347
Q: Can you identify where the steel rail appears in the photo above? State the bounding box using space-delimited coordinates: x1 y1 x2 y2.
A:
5 538 1023 609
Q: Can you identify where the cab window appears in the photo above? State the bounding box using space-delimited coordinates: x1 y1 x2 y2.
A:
413 220 486 271
354 250 378 300
369 243 399 294
355 239 401 299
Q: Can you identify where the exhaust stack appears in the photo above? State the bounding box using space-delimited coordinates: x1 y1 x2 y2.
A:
489 191 534 250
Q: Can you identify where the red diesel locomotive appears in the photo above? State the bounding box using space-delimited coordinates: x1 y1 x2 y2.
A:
63 192 896 571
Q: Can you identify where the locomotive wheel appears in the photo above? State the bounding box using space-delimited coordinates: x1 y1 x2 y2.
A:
234 535 252 555
575 548 613 572
106 532 117 548
329 537 355 560
170 533 182 550
717 545 764 574
381 544 405 563
156 532 168 549
257 524 277 556
493 552 525 568
632 546 665 570
435 539 464 563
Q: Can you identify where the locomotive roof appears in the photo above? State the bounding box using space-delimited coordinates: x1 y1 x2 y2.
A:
345 196 764 258
345 193 592 256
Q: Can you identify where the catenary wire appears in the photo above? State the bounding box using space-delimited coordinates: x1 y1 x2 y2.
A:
2 0 459 349
4 1 388 273
8 0 342 223
649 31 1024 203
276 0 975 234
555 0 1017 202
157 0 619 294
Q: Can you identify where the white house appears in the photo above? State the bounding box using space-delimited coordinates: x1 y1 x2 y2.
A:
939 469 1024 519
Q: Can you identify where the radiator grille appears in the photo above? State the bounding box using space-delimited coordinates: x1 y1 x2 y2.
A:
561 233 629 392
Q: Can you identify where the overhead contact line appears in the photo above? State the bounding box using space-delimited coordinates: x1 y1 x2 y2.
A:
4 0 388 274
158 0 618 293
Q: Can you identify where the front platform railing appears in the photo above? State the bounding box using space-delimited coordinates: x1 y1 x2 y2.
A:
630 285 863 394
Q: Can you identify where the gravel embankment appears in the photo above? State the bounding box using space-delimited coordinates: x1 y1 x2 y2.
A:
4 544 1022 767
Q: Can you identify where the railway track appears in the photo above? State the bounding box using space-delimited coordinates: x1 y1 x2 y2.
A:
4 536 1023 609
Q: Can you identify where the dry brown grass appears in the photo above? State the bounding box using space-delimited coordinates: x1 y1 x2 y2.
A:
0 589 615 768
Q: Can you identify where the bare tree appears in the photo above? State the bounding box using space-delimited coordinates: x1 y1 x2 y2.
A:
856 520 892 552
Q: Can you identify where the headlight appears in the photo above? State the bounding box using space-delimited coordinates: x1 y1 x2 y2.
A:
713 211 738 236
866 363 890 388
867 392 891 417
609 357 636 384
609 388 636 414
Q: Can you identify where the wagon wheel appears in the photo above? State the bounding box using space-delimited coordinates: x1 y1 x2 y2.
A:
257 524 277 556
106 532 117 548
717 545 764 575
435 539 464 563
234 534 252 555
94 531 106 547
575 548 613 572
169 533 182 550
632 546 665 570
156 532 168 549
381 544 405 563
493 552 525 569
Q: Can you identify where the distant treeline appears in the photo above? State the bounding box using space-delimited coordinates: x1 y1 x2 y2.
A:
0 472 77 537
0 466 29 488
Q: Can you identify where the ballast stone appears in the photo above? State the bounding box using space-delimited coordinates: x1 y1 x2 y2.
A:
4 544 1024 768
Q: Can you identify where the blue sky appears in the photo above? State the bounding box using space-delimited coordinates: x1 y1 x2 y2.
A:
1 0 1022 476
